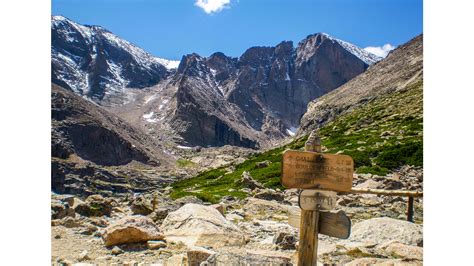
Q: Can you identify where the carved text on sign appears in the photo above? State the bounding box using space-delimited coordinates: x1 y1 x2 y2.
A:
281 150 354 192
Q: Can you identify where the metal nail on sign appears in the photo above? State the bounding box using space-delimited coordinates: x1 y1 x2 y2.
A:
299 190 337 211
281 150 354 192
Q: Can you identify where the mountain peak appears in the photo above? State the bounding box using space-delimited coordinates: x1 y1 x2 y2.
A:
299 32 382 65
51 16 180 100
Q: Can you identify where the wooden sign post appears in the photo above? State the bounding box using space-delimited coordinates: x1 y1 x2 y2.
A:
297 131 321 266
282 130 354 266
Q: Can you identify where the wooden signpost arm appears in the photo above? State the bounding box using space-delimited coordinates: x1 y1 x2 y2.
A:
344 188 423 197
298 130 321 266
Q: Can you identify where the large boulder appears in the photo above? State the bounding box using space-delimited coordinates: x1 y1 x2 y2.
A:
102 216 164 246
349 217 423 247
161 203 245 248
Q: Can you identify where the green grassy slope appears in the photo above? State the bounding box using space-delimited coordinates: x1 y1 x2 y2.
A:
170 80 423 203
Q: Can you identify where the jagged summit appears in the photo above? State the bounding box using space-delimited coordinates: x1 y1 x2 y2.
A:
301 32 382 65
51 15 180 101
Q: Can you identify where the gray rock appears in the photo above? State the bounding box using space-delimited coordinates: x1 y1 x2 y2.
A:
375 240 423 260
238 171 264 190
348 217 423 247
78 250 90 261
253 188 285 202
345 257 421 266
102 215 164 246
111 246 123 255
148 207 171 222
80 224 98 235
272 232 297 250
51 199 75 219
161 203 245 248
147 240 167 250
382 178 404 190
201 250 292 266
355 179 383 189
52 216 84 228
130 195 154 215
175 196 203 206
187 247 215 266
210 204 226 215
164 254 187 266
75 195 115 217
255 160 271 168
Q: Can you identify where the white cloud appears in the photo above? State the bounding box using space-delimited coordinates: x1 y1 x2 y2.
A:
195 0 231 14
364 44 396 58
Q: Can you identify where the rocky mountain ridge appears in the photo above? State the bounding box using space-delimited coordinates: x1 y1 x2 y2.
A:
52 15 179 102
107 35 382 148
52 16 382 148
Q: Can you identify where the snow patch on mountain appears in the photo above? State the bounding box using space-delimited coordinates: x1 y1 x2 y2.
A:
286 127 297 136
51 15 178 100
156 58 180 70
321 33 382 65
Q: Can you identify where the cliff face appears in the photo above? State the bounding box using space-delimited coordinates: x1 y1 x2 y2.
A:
226 34 375 132
51 84 171 166
170 54 261 148
299 34 423 134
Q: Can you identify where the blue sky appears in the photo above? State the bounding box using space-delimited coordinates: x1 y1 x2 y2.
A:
52 0 423 60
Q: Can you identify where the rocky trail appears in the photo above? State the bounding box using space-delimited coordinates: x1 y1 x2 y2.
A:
51 165 423 266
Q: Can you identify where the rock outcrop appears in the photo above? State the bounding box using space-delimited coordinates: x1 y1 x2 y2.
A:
161 203 246 248
102 216 164 246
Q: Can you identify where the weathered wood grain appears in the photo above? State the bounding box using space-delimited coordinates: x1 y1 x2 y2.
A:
318 210 351 239
281 150 354 192
344 188 423 197
297 130 321 266
299 190 337 211
288 209 352 239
